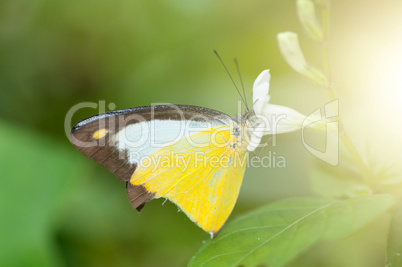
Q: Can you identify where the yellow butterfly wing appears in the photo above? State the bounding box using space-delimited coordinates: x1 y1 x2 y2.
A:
130 125 248 234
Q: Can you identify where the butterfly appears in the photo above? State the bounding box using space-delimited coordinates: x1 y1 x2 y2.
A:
70 103 255 237
69 60 276 237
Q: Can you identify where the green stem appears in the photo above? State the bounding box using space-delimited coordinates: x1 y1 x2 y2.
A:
320 3 374 189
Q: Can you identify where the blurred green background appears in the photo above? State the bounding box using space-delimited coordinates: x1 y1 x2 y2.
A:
1 0 402 266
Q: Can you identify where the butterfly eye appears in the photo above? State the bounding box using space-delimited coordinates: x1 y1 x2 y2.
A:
232 127 240 137
92 128 108 140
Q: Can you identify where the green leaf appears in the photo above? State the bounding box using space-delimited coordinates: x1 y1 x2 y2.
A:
289 210 392 267
0 121 88 266
189 195 395 267
386 199 402 266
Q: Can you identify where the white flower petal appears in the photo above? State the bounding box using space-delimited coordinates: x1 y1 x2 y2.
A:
252 70 271 115
259 104 306 134
247 126 264 152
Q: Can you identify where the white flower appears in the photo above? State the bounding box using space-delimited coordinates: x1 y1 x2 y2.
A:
252 69 271 115
247 70 332 151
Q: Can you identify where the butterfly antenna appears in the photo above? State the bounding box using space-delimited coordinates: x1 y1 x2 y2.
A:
214 50 247 107
234 58 249 112
249 98 259 113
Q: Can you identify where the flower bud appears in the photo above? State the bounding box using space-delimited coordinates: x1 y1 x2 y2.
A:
296 0 323 41
277 32 328 86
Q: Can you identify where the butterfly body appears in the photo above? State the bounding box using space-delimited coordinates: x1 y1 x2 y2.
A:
70 104 250 235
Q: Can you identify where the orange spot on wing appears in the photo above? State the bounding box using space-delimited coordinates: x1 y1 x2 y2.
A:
92 128 108 140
